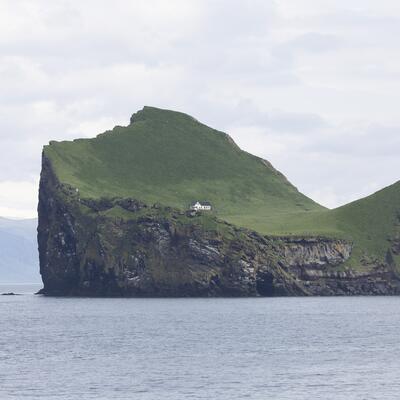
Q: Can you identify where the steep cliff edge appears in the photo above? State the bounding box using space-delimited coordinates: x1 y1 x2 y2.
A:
38 158 400 297
38 107 400 296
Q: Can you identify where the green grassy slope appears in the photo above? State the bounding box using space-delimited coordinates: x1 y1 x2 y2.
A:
44 106 400 266
255 181 400 266
45 106 324 219
330 182 400 264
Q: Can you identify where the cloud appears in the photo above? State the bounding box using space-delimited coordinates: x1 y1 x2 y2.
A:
0 181 38 218
1 0 400 216
227 110 400 208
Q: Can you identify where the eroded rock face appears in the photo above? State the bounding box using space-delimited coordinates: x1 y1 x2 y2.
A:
280 238 352 268
38 156 400 297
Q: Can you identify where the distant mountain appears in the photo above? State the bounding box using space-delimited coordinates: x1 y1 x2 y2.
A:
0 217 40 283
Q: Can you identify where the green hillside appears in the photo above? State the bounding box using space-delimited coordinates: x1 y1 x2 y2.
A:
44 106 400 267
45 106 324 219
254 182 400 266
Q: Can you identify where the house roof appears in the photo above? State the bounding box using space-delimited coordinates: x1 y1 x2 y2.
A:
190 201 212 206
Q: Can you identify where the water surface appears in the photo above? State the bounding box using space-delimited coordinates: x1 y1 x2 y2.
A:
1 285 400 399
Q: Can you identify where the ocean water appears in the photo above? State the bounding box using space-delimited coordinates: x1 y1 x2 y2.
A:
1 285 400 399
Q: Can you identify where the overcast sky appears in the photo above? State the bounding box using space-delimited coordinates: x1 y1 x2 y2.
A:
1 0 400 218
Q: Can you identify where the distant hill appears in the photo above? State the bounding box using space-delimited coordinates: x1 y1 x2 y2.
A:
0 217 40 283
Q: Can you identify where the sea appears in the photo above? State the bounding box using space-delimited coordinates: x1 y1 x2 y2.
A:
1 284 400 400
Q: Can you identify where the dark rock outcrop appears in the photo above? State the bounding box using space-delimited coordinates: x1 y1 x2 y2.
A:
38 155 400 297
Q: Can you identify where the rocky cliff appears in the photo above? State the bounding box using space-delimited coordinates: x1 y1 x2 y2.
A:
38 154 400 296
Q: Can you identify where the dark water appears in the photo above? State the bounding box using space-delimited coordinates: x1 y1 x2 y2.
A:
1 285 400 399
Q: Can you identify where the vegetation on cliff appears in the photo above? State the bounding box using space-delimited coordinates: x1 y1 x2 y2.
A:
43 106 400 269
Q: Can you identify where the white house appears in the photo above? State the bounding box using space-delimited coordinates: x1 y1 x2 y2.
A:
190 201 212 211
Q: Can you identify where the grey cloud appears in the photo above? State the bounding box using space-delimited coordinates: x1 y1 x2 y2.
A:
282 33 342 54
1 0 400 216
219 100 328 133
295 9 400 48
304 123 400 157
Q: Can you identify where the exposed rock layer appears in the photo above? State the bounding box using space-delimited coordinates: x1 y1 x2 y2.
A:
38 156 400 297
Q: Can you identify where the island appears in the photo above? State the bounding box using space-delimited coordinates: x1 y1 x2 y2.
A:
37 106 400 296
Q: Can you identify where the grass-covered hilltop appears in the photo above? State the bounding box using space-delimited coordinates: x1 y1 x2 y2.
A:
38 106 400 296
45 106 323 224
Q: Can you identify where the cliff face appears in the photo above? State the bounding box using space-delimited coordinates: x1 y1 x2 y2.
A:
38 156 400 297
